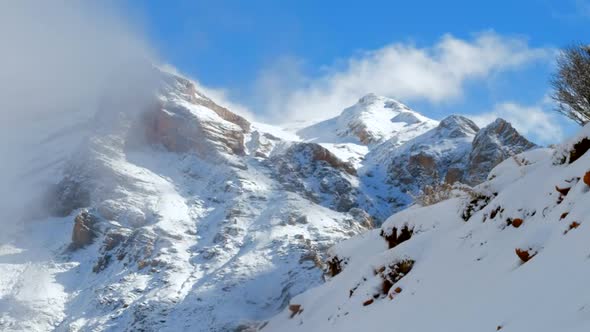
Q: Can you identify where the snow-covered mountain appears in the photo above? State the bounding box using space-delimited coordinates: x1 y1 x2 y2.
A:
0 68 536 332
263 125 590 332
298 93 437 146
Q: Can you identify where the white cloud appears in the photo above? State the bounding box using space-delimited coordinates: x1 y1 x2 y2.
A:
469 100 566 144
254 32 551 123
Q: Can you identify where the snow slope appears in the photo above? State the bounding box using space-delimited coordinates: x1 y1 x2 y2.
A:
264 125 590 332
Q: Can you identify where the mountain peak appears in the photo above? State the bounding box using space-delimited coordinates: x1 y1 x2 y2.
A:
298 95 437 146
357 93 381 104
464 117 535 184
436 114 479 138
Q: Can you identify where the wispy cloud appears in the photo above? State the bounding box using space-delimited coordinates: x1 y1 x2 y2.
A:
254 31 552 123
468 97 569 145
0 1 155 230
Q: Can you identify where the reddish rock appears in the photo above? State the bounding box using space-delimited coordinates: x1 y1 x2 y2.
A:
584 171 590 186
511 218 524 228
515 248 536 263
307 143 356 175
394 287 403 294
362 299 374 306
565 221 581 234
71 210 98 249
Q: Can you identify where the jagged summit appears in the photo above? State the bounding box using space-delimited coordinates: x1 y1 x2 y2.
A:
436 114 480 138
361 115 534 219
464 117 536 185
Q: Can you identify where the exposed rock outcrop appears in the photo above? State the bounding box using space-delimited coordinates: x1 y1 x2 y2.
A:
71 210 100 249
139 72 250 157
385 115 478 191
268 142 363 212
464 119 535 185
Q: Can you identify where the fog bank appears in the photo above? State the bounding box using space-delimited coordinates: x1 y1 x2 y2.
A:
0 1 156 234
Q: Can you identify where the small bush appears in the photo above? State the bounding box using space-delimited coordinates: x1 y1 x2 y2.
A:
564 221 581 234
380 225 413 249
490 206 503 219
570 138 590 163
326 256 345 277
551 44 590 125
289 304 303 318
462 191 496 221
376 259 415 296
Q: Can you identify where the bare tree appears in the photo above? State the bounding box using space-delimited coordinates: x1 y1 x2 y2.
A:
551 44 590 125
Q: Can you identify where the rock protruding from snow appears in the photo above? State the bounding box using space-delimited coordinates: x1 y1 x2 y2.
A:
267 142 363 212
384 115 478 191
140 71 250 158
464 118 535 185
435 114 480 138
71 210 100 249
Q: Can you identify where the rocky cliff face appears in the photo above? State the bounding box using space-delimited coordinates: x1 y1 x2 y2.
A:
354 114 535 220
464 118 536 185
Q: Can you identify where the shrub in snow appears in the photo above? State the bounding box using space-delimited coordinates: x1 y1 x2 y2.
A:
569 138 590 163
363 299 374 306
555 136 590 164
289 304 303 318
491 206 503 220
564 221 581 235
550 44 590 125
326 256 345 277
377 259 414 296
380 225 413 249
461 189 496 221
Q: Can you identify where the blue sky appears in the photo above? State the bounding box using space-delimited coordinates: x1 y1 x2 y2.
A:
123 0 590 144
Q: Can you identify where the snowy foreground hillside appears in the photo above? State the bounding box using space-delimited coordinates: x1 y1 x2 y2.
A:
0 68 536 331
264 126 590 332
